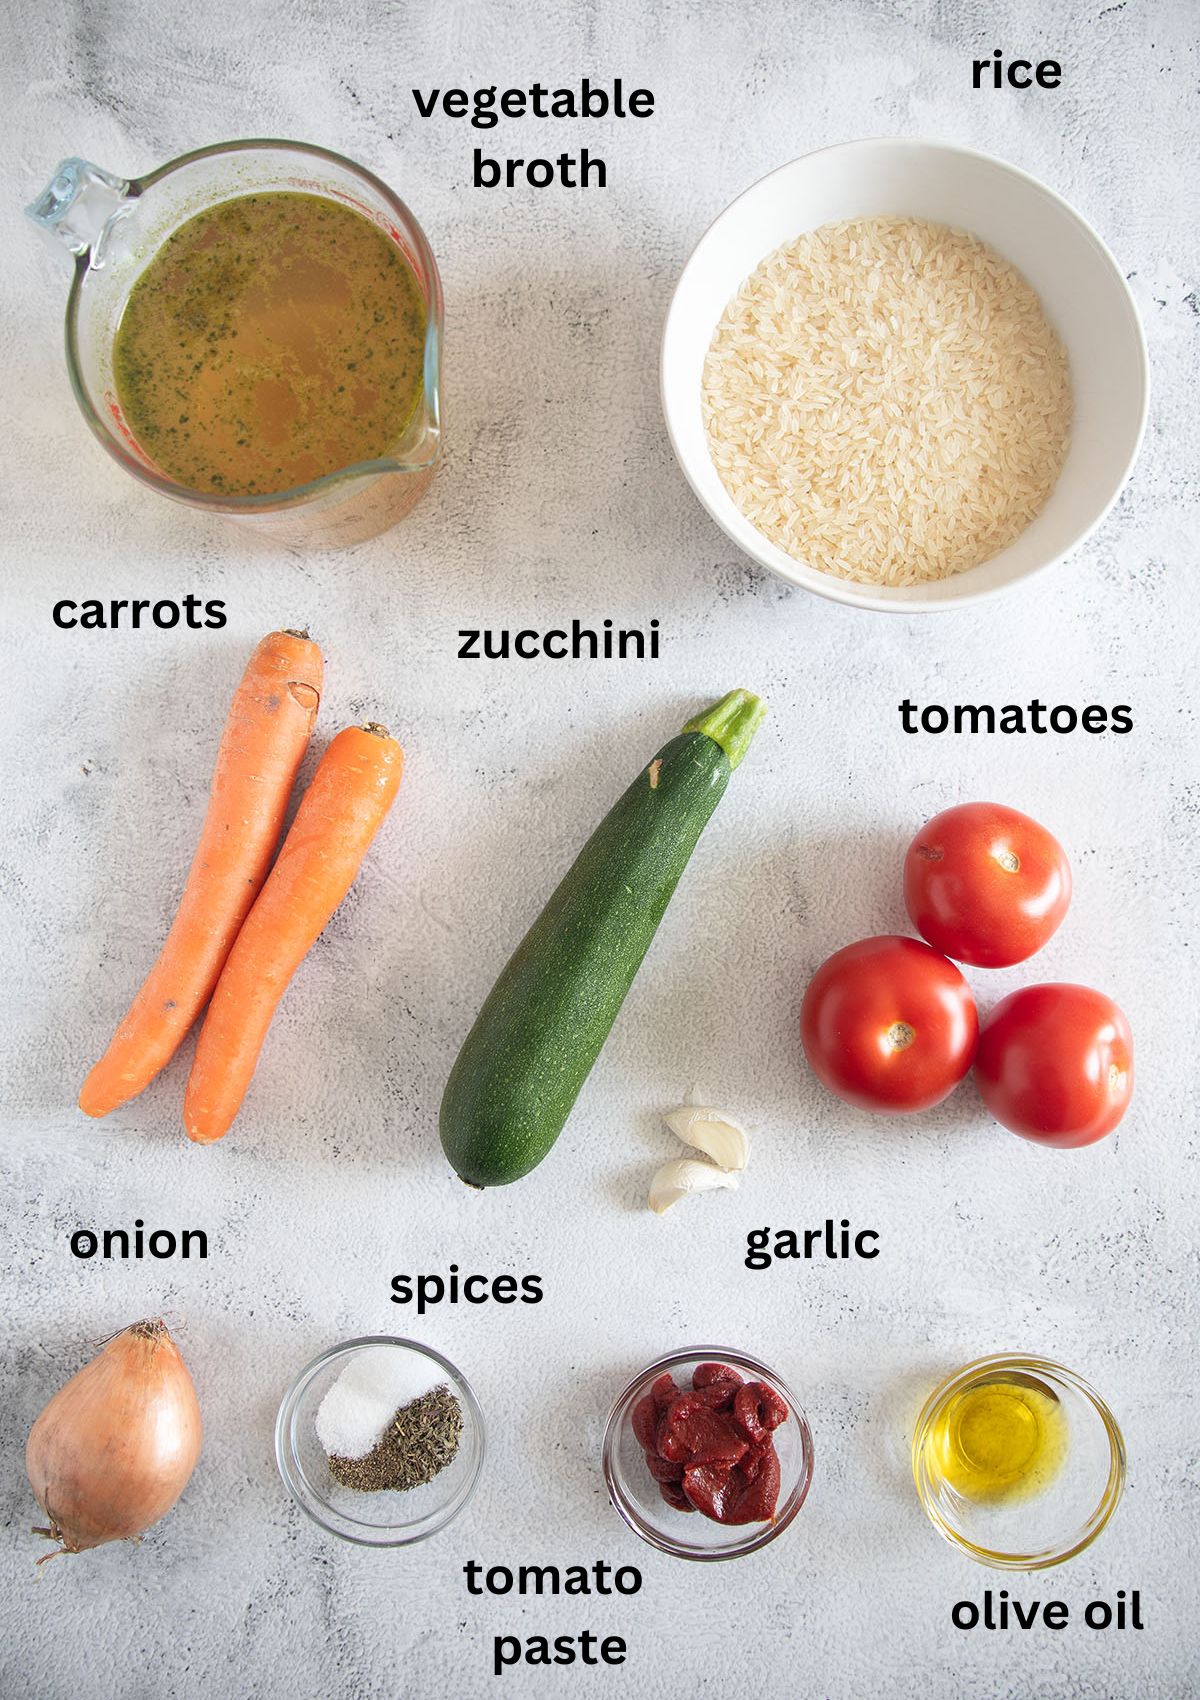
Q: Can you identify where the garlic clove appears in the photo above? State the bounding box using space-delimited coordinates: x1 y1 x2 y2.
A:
648 1157 739 1216
662 1105 750 1172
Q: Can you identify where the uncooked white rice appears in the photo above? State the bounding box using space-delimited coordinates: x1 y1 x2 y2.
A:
702 216 1072 586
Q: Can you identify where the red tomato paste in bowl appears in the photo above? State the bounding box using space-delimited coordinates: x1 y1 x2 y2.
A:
631 1361 787 1524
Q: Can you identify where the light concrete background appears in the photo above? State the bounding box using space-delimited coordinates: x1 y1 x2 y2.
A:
2 1 1197 1696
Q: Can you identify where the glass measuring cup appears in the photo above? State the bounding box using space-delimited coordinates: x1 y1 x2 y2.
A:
26 139 443 547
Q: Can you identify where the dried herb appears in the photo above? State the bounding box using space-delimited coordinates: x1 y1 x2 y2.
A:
327 1384 462 1493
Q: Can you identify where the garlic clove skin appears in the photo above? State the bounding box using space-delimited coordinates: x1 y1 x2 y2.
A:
662 1106 750 1172
648 1157 739 1216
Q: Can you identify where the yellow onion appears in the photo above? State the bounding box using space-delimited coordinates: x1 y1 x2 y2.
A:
26 1319 202 1560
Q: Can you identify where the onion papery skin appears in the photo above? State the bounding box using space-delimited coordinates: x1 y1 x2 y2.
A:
26 1319 203 1557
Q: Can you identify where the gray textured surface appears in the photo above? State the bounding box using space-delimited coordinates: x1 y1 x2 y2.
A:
2 1 1198 1696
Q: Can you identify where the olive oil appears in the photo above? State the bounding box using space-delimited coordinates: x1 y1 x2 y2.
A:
113 192 426 496
926 1375 1068 1505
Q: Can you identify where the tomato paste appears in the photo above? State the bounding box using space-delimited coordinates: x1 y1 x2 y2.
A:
631 1362 787 1524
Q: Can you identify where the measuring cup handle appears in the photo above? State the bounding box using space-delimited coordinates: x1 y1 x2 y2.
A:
25 158 134 263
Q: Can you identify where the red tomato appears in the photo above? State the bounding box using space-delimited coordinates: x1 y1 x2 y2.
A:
800 936 978 1113
904 802 1071 968
975 984 1133 1148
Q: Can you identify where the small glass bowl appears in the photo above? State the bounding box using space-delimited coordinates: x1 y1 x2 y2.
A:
275 1336 485 1547
602 1347 814 1561
911 1353 1125 1570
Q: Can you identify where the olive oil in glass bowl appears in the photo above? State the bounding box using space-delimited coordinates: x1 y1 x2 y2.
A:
912 1353 1125 1569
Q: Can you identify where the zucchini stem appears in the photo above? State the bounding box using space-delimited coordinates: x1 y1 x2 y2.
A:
683 689 767 769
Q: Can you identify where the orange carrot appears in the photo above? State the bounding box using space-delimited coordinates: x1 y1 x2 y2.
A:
79 631 323 1118
183 722 403 1143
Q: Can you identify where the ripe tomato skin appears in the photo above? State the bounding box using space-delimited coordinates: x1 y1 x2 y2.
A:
904 802 1071 969
800 935 979 1114
975 984 1134 1148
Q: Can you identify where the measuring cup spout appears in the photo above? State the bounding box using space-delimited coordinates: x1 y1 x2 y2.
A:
25 158 136 266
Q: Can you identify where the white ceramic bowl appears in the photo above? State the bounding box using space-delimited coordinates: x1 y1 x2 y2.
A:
662 138 1148 612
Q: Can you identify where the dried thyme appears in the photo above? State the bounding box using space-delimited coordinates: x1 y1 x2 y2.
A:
328 1384 462 1493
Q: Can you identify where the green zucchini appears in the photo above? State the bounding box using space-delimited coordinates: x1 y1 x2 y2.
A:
439 689 766 1187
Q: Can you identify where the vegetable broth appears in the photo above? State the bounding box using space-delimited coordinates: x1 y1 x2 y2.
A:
113 192 426 495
